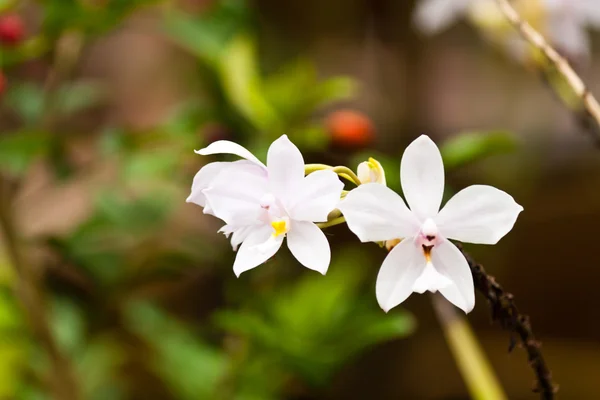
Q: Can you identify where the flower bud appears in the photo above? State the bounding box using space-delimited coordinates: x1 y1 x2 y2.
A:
0 15 25 46
357 157 386 185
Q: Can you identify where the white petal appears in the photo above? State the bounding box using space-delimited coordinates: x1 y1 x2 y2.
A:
436 185 523 245
203 163 268 226
186 162 230 208
288 170 344 222
286 221 331 274
338 183 420 242
187 160 257 214
266 135 305 200
413 0 471 34
401 135 445 221
412 263 453 294
376 238 426 312
233 225 283 277
195 140 265 167
219 224 257 251
430 239 475 313
549 14 590 58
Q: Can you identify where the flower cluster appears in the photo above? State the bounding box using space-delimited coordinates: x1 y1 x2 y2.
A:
414 0 600 60
188 135 523 313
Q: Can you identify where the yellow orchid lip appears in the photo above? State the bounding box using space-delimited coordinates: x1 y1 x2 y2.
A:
271 219 288 237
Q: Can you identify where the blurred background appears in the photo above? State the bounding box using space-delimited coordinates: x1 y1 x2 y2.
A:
1 0 600 399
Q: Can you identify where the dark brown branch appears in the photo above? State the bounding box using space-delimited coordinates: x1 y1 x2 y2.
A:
457 244 557 399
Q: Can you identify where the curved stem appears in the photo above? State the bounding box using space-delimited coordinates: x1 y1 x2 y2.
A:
432 294 507 400
457 244 557 399
316 216 346 229
304 164 362 186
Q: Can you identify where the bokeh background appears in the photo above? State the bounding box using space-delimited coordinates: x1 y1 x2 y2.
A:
1 0 600 399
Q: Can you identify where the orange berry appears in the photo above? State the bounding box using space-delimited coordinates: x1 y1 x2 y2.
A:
327 109 375 148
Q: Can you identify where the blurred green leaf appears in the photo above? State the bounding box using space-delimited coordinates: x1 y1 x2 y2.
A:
125 302 228 400
217 35 280 133
56 81 107 116
4 83 44 124
440 131 518 170
216 248 415 386
164 0 249 65
0 132 51 176
40 0 159 36
77 338 125 400
51 298 85 356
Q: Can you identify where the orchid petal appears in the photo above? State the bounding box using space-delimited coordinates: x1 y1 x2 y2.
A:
289 170 344 222
430 239 475 313
376 238 426 312
413 0 471 34
187 160 257 213
233 226 283 277
549 13 590 58
401 135 445 221
436 185 523 245
187 162 229 209
286 221 331 274
203 163 268 226
338 183 420 242
412 263 453 294
267 135 305 201
219 224 257 251
195 140 265 167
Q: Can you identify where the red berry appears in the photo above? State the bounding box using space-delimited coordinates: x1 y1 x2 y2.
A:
326 109 375 148
0 15 25 45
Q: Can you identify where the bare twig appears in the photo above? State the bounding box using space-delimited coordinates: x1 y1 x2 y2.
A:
457 244 557 400
495 0 600 146
0 177 79 400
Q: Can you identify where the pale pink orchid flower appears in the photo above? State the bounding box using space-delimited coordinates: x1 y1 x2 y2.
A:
187 135 344 277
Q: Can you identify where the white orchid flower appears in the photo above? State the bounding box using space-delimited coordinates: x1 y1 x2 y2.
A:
188 135 344 277
338 135 523 313
414 0 600 59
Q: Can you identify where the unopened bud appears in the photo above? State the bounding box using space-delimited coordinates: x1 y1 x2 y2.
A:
357 157 386 185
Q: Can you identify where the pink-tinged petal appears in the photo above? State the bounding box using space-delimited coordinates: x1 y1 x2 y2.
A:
288 170 344 222
203 163 268 226
187 162 229 209
338 183 420 242
219 224 257 251
430 239 475 313
401 135 445 221
286 221 331 274
195 140 265 167
187 160 259 214
436 185 523 245
233 225 283 277
413 0 471 34
376 239 426 312
549 13 590 58
266 135 305 200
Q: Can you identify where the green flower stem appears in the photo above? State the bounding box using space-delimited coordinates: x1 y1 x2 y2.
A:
316 216 346 229
431 294 507 400
304 164 362 186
